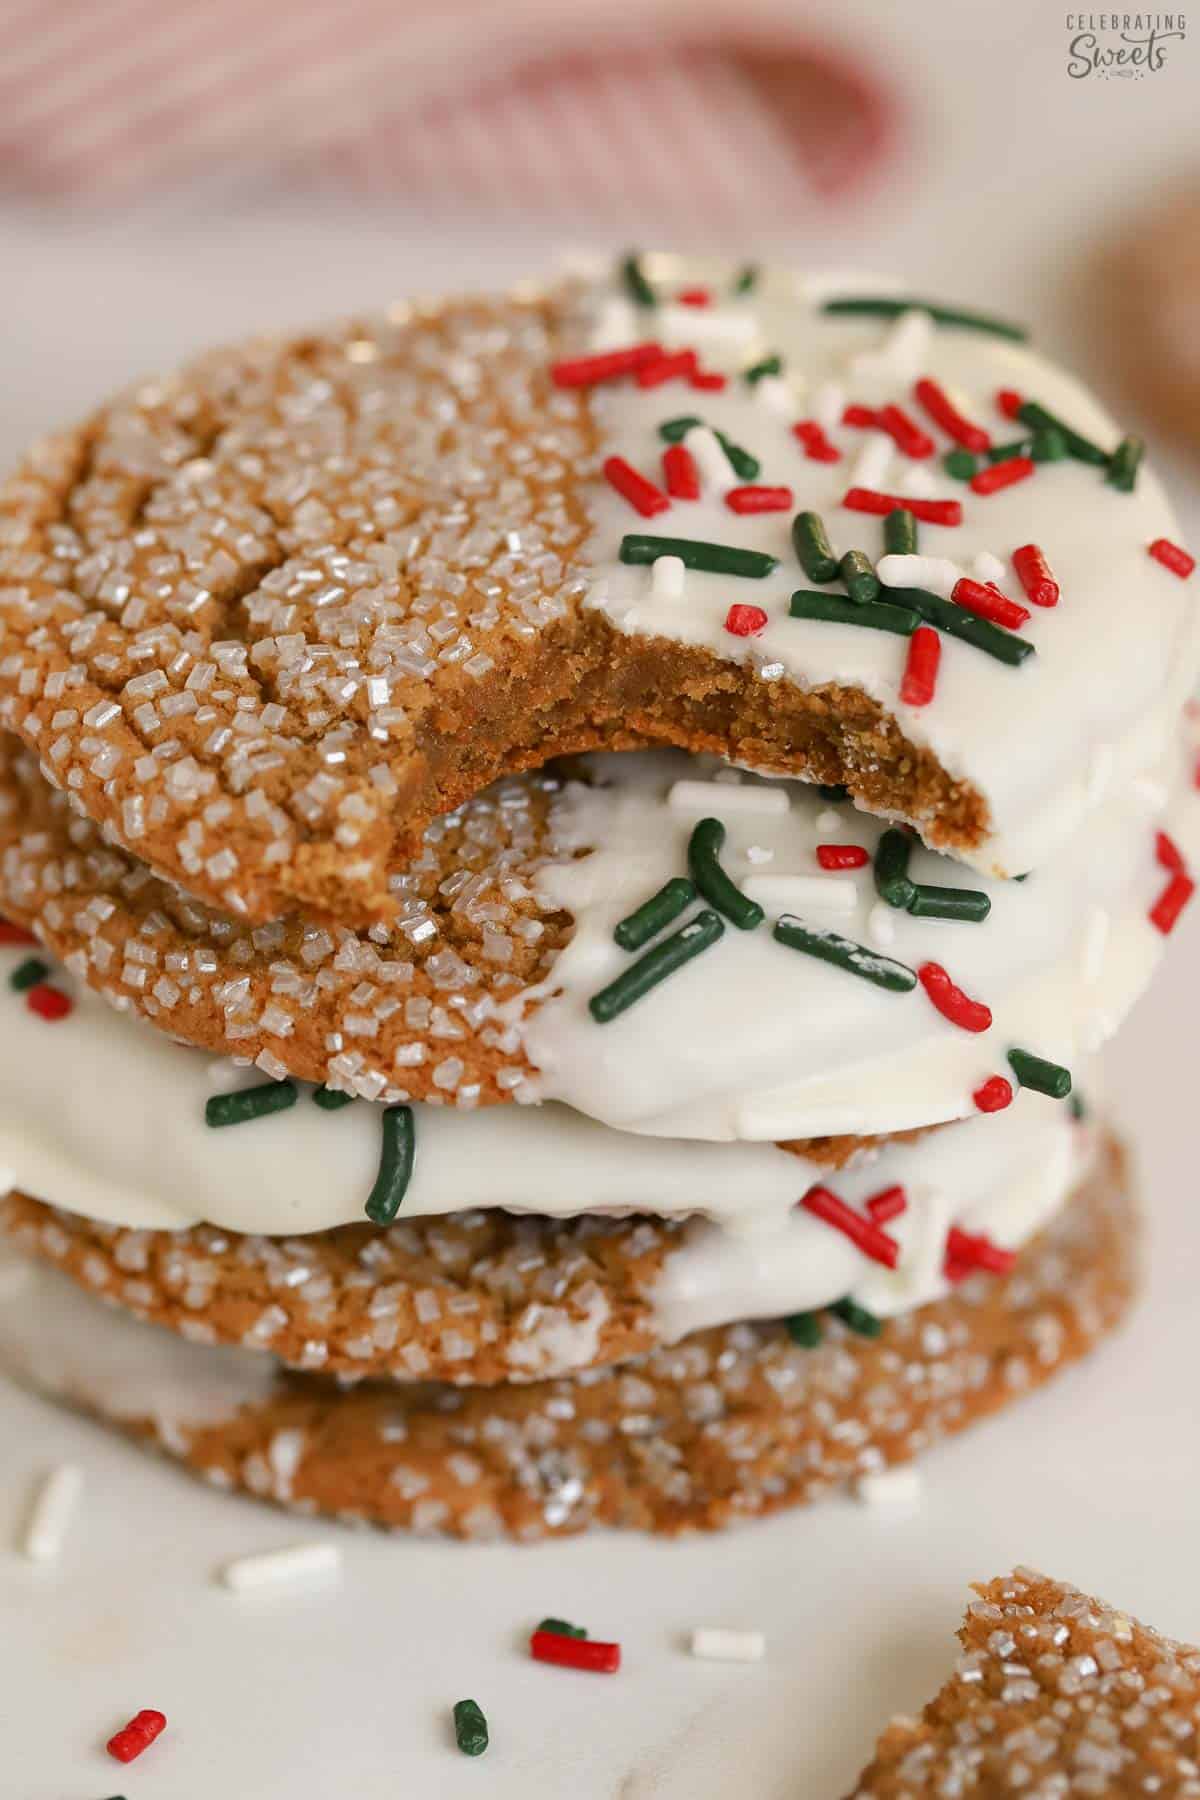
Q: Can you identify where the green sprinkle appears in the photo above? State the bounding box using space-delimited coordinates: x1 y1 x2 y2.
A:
1016 400 1108 466
537 1618 588 1638
614 877 696 951
589 910 725 1023
733 264 758 294
312 1086 356 1111
874 829 917 910
1069 1090 1087 1121
744 354 783 384
1031 425 1067 462
688 819 764 931
205 1080 297 1129
792 511 839 583
453 1699 489 1758
620 252 655 308
907 883 991 923
839 548 881 604
715 429 760 480
817 783 850 803
820 295 1027 342
8 956 48 992
772 916 916 992
1106 434 1145 492
620 534 778 578
986 438 1030 463
830 1296 883 1338
942 448 978 480
785 1312 822 1348
365 1104 416 1224
883 508 918 555
789 591 918 636
884 588 1034 667
1007 1048 1072 1100
658 414 703 443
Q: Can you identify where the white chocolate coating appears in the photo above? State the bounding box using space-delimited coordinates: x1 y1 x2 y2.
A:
573 259 1200 878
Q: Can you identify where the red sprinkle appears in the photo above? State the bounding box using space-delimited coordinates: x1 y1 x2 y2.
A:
725 484 793 515
969 455 1035 496
1012 543 1059 608
878 403 935 459
690 369 727 391
677 287 711 307
996 388 1024 420
944 1225 1016 1282
1149 537 1196 579
603 455 670 518
914 377 991 452
793 420 841 463
865 1184 907 1225
1149 871 1195 935
842 403 878 428
1157 830 1186 872
637 349 698 389
799 1184 900 1269
26 984 72 1021
816 843 869 870
662 443 700 500
107 1710 167 1764
950 577 1030 630
843 488 962 526
550 343 662 389
724 604 769 638
0 918 37 946
531 1631 621 1674
973 1075 1014 1113
918 962 993 1034
900 625 941 708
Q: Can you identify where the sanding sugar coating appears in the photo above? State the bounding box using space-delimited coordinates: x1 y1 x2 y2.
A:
1 729 1194 1140
0 257 1193 927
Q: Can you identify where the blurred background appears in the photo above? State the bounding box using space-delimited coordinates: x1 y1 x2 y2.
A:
1 0 1197 457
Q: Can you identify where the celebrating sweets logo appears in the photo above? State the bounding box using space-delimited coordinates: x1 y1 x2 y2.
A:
1065 12 1187 76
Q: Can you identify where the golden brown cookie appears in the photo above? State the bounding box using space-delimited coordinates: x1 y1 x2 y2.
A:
0 1139 1136 1539
846 1565 1200 1797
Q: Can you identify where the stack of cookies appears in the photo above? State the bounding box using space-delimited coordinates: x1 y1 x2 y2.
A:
0 254 1194 1539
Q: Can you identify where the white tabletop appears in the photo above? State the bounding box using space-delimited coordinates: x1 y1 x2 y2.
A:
3 8 1199 1791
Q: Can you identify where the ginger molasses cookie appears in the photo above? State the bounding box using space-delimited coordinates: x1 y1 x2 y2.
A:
0 1138 1138 1538
846 1565 1200 1797
0 258 1193 925
1 739 1192 1139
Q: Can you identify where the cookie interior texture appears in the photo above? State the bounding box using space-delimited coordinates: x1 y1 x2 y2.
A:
0 289 985 928
845 1564 1200 1798
0 1139 1136 1539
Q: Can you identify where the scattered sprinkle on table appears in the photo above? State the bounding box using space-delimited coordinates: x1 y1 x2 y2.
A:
1148 537 1195 579
25 983 72 1021
218 1542 342 1593
22 1463 83 1562
690 1628 766 1663
8 955 48 991
854 1467 923 1506
530 1629 621 1673
364 1104 416 1223
536 1617 588 1638
205 1079 297 1129
454 1699 489 1757
107 1711 167 1765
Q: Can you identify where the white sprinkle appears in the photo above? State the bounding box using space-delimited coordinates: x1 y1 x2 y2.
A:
23 1464 84 1562
743 875 857 915
867 902 897 947
651 555 686 603
1087 744 1115 806
1081 906 1110 985
744 844 774 865
877 554 959 598
587 295 638 352
218 1541 342 1592
852 430 892 491
688 426 735 494
690 1628 766 1663
659 305 756 348
810 382 845 433
854 1466 923 1506
753 375 797 417
667 780 788 817
972 550 1007 586
816 808 843 833
898 465 942 498
848 307 934 381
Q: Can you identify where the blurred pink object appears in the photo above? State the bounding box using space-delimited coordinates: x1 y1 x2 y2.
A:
0 0 897 224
